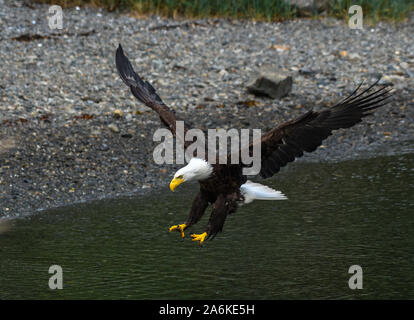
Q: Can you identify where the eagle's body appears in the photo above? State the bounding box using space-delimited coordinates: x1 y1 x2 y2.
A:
115 44 392 246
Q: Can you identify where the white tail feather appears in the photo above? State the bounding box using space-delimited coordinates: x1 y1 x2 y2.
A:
240 180 287 204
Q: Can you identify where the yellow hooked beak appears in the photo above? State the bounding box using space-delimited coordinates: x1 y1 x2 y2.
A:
169 177 184 192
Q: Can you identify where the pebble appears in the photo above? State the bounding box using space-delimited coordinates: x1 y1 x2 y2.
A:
100 143 110 151
247 69 293 99
108 123 120 133
113 109 123 118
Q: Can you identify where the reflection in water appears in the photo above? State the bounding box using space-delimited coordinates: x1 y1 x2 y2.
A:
0 219 12 235
0 154 413 299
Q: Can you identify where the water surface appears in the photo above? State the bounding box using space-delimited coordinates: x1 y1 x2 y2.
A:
0 154 413 299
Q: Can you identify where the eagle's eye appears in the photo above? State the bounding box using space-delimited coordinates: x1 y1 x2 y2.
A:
176 174 184 179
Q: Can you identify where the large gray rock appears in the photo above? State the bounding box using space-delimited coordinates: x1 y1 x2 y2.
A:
247 71 293 99
287 0 329 16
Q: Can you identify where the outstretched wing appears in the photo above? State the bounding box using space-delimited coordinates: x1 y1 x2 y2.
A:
116 44 191 148
244 79 393 179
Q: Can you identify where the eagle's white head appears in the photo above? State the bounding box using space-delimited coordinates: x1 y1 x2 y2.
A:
169 158 213 192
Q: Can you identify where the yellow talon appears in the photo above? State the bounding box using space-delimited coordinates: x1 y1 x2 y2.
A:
191 232 208 246
169 223 187 238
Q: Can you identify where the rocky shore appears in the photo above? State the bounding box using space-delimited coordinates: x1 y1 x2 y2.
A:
1 1 413 217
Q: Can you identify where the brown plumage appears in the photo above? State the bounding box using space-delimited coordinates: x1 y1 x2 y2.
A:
116 44 393 244
249 81 392 178
116 44 191 148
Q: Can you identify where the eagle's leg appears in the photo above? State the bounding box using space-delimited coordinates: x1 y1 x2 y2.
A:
191 193 236 246
190 232 208 246
169 191 209 239
169 223 187 238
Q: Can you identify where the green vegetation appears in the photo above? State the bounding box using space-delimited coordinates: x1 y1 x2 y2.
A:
33 0 414 21
328 0 414 22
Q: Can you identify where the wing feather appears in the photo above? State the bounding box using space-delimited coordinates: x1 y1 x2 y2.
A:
116 44 191 148
244 80 392 179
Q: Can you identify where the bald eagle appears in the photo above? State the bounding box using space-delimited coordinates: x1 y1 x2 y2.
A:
115 44 392 246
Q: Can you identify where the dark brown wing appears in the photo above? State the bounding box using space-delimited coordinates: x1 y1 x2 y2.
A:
246 79 393 178
116 44 191 148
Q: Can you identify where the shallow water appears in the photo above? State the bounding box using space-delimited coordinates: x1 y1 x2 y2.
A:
0 153 413 299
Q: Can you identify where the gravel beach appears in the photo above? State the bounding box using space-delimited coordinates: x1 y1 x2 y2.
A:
1 1 413 217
